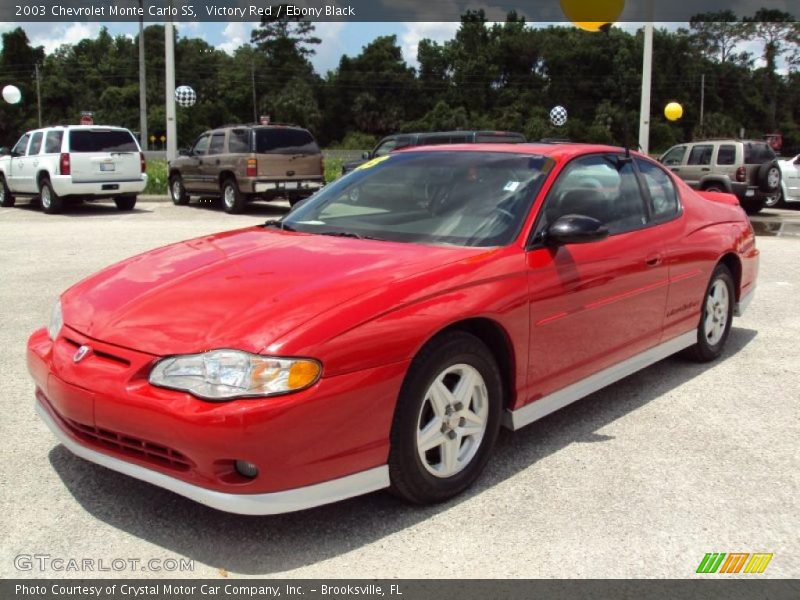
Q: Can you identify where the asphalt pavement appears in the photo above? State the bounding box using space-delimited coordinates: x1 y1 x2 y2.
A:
0 199 797 579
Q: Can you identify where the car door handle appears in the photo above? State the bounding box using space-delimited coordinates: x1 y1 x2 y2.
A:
646 254 662 267
215 159 221 165
670 167 680 172
198 160 203 165
701 167 710 171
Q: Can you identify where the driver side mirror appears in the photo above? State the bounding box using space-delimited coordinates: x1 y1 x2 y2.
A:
0 147 9 156
362 151 370 160
178 148 192 157
546 215 609 246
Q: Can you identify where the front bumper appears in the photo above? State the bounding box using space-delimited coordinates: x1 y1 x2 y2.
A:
51 175 147 197
28 327 405 514
36 399 388 515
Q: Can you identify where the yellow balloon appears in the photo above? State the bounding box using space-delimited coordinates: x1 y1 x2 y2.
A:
665 102 684 122
560 0 625 31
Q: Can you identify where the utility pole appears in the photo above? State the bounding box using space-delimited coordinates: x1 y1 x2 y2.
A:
638 21 653 154
34 63 42 127
699 74 705 138
138 0 148 150
251 58 258 123
165 12 177 161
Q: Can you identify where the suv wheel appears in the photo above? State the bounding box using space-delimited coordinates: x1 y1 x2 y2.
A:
741 196 765 215
758 162 781 193
0 175 14 207
169 174 190 205
114 195 137 211
39 178 63 214
221 178 246 214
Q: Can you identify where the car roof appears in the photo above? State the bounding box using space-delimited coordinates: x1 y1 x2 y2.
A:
394 142 642 161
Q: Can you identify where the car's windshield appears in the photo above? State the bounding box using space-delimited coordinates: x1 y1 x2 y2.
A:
281 151 554 247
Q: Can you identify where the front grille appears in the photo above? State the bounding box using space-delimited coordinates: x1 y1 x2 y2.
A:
61 414 193 471
62 336 131 367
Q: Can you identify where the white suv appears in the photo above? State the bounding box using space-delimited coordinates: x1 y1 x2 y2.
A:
0 125 147 213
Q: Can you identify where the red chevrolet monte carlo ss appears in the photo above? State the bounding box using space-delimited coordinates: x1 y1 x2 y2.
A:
28 144 758 515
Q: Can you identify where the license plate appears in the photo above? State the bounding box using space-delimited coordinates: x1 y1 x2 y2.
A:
745 189 755 197
283 182 298 189
100 163 115 172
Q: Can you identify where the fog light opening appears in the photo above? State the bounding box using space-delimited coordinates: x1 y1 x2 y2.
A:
235 460 259 479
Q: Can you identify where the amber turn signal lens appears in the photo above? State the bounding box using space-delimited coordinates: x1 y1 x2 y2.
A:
288 360 321 390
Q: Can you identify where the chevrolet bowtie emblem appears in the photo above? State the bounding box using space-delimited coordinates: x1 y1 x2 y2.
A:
73 345 92 363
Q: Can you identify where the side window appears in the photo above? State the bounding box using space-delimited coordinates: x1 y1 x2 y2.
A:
661 145 686 166
543 155 648 236
636 159 680 222
374 139 398 157
229 129 250 153
44 131 63 154
12 134 30 156
717 145 736 165
192 135 210 155
207 133 226 155
28 132 43 155
687 145 713 166
421 135 452 145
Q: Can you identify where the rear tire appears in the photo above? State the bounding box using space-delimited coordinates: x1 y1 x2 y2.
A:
114 194 137 211
741 196 765 215
0 175 14 207
39 178 63 214
684 264 735 363
388 331 502 505
221 178 246 214
169 174 189 205
757 162 781 194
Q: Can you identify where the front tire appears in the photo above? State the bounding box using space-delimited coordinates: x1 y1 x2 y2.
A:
0 175 14 207
221 178 246 214
39 178 63 214
169 174 189 205
114 194 137 211
684 264 735 363
388 331 502 505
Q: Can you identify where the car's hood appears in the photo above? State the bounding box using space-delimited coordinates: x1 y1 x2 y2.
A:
61 227 480 356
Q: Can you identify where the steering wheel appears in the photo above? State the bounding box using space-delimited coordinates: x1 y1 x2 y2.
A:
426 181 453 215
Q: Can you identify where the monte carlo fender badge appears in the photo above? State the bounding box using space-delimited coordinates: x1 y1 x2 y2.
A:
73 345 92 364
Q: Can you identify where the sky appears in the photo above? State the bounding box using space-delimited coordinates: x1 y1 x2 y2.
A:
0 21 463 72
0 20 774 73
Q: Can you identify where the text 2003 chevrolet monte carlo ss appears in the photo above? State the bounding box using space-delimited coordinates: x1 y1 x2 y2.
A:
28 144 758 515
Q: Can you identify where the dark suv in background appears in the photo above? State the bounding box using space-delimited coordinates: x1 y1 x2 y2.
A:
341 130 526 174
659 139 781 214
168 125 324 213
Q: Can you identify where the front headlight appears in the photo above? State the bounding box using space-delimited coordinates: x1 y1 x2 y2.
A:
48 300 63 340
148 350 322 400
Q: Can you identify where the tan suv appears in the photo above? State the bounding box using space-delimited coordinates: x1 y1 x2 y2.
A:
168 125 324 213
659 139 781 214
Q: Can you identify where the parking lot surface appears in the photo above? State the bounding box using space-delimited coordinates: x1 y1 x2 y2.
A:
1 200 798 579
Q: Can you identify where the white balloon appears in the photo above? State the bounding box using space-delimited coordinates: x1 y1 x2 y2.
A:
3 85 22 104
175 85 197 108
550 105 568 127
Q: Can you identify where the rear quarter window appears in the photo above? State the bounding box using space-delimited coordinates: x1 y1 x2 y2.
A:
254 129 319 154
44 131 63 153
69 130 138 153
229 129 251 153
744 142 776 164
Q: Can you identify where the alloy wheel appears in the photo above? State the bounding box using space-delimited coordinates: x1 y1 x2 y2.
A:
416 364 489 478
704 279 729 346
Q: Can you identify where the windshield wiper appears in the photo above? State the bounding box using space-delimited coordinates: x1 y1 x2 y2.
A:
317 230 385 241
263 219 296 232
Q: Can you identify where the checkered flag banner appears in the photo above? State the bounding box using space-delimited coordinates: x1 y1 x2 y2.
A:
550 105 568 127
175 85 197 107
